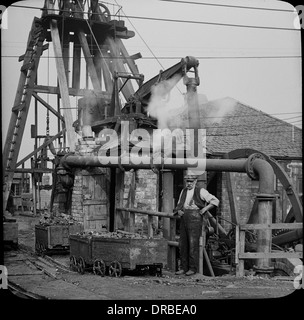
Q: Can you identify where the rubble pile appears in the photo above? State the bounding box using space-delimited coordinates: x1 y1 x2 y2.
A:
39 213 81 226
77 230 149 239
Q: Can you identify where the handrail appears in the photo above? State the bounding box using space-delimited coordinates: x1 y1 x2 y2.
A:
116 207 177 219
235 222 303 276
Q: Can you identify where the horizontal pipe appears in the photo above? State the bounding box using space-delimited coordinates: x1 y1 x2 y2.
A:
62 155 247 172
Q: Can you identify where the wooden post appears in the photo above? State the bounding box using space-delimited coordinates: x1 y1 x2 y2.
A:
93 49 102 86
235 224 240 275
239 230 245 276
125 170 136 232
62 28 70 87
129 212 135 233
72 37 81 90
162 170 174 270
256 199 273 271
148 215 153 237
235 225 245 277
31 158 37 216
114 168 125 231
77 30 102 93
105 38 134 100
169 216 176 270
199 228 206 274
162 170 173 239
203 247 215 277
223 154 239 225
99 49 113 93
50 19 77 151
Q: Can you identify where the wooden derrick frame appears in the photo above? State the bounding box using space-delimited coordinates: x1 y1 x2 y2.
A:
3 0 143 211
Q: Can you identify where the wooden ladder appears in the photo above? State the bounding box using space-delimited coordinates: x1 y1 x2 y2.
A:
3 17 47 210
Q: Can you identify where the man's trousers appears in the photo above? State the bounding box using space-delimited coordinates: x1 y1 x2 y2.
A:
179 209 203 273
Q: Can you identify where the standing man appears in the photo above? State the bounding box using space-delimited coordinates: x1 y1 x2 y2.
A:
173 174 219 276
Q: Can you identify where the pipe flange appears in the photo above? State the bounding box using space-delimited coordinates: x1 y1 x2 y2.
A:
253 265 274 274
245 153 266 180
60 152 75 171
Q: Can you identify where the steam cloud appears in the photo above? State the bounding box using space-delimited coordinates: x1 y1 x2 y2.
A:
200 97 237 125
146 74 185 129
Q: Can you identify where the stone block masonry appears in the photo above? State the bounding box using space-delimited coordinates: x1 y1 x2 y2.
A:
71 139 160 234
123 169 159 234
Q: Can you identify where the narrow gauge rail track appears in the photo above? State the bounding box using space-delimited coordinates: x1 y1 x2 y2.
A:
8 281 48 299
5 247 296 300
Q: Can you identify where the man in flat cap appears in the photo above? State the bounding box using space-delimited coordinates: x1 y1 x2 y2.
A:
173 174 219 276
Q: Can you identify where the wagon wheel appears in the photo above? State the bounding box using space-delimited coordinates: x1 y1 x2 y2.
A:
109 261 122 277
93 259 106 276
69 255 77 271
77 257 86 274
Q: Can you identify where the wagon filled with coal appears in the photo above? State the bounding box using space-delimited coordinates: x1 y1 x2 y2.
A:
69 231 168 277
35 222 83 255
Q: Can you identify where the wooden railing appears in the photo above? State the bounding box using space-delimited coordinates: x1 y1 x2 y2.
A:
235 222 303 276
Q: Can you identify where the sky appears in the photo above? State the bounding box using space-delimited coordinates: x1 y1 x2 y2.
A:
1 0 302 163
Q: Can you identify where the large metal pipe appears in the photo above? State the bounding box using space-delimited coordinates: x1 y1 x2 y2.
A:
61 154 247 172
251 158 275 273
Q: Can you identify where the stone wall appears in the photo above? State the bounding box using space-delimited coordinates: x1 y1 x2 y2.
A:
123 169 159 233
70 170 83 223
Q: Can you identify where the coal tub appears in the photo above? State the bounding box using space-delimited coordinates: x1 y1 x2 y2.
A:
69 233 168 277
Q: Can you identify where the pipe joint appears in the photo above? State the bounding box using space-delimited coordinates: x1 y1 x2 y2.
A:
253 265 274 275
245 153 266 180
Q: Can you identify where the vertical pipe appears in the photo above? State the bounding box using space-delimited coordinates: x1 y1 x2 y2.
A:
31 158 37 216
109 168 116 232
256 200 272 270
162 170 174 269
34 73 38 215
252 158 276 274
162 170 173 239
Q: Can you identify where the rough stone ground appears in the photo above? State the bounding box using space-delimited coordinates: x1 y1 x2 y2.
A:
3 213 300 301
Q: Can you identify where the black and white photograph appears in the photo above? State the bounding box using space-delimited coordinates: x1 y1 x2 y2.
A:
1 0 302 307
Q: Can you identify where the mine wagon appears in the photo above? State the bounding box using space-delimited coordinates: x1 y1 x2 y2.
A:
35 223 83 255
69 234 168 277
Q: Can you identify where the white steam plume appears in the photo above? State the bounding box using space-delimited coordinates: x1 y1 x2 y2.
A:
146 74 185 129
